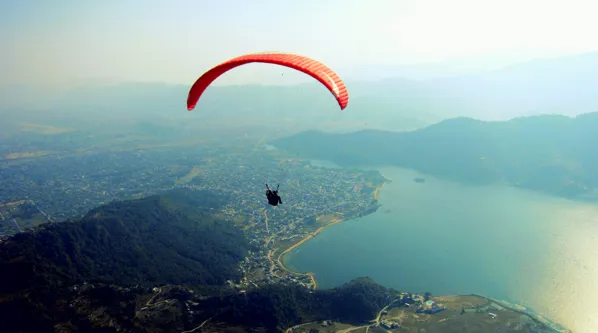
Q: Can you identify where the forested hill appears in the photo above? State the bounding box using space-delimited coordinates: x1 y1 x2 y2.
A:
207 277 396 330
0 188 248 294
277 112 598 200
0 189 556 332
0 188 401 333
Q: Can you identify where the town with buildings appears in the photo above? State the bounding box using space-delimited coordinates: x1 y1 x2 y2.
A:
0 143 387 290
0 136 571 333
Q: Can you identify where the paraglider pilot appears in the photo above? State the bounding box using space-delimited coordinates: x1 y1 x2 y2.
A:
266 183 283 206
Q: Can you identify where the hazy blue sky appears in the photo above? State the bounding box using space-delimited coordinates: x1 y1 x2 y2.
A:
2 0 597 86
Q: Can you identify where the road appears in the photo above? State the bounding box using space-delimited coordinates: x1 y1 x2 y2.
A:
181 316 213 333
266 247 279 276
0 211 22 233
264 208 269 234
284 321 318 333
145 288 162 306
264 229 280 277
284 299 398 333
336 325 369 333
11 218 22 233
0 199 51 233
375 299 399 326
29 199 54 222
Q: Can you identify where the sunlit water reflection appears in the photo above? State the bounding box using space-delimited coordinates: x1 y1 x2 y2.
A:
285 165 598 333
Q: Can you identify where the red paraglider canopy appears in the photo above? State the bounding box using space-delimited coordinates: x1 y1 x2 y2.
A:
186 52 349 111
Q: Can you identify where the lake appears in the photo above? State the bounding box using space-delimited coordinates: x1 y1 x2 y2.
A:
284 164 598 333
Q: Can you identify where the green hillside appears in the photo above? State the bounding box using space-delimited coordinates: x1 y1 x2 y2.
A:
277 113 598 200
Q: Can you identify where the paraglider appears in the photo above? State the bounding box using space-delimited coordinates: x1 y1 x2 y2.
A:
186 52 349 111
186 52 348 204
265 183 282 206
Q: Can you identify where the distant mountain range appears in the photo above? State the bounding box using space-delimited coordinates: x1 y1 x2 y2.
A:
277 112 598 201
2 52 597 134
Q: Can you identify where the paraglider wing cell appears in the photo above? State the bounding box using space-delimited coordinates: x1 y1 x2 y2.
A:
186 52 349 111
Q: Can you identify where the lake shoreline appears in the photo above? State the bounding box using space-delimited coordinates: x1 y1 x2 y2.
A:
277 178 390 289
278 164 593 332
470 294 572 333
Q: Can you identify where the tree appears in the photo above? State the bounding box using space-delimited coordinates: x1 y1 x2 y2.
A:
424 292 432 301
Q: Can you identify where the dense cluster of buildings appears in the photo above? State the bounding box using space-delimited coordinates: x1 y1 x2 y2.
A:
1 148 386 292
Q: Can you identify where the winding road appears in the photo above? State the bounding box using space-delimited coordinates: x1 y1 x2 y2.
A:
284 298 398 333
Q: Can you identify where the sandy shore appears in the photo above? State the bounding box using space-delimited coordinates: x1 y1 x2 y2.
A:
277 180 389 289
373 182 386 200
276 216 346 289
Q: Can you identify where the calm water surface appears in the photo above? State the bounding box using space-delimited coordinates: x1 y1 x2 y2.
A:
284 164 598 333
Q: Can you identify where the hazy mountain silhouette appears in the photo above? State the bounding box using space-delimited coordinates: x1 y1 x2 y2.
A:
2 52 597 134
277 112 598 200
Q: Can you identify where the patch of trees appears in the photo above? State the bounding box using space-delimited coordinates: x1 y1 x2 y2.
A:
0 189 248 295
